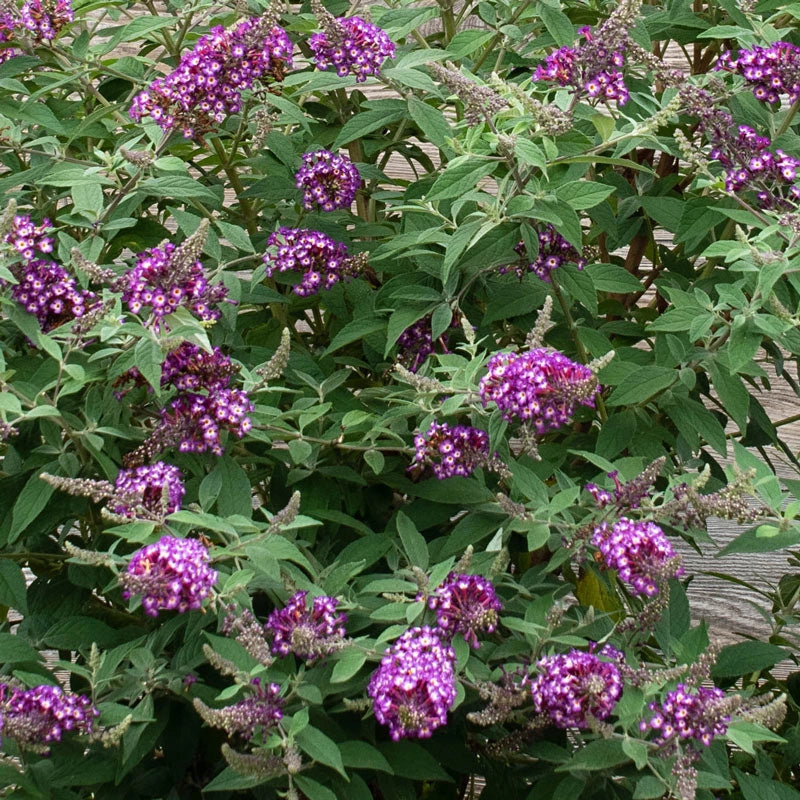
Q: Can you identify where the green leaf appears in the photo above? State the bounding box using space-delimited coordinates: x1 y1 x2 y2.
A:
326 317 385 355
707 361 749 432
0 632 41 664
712 641 789 678
203 767 265 792
588 263 643 293
331 648 367 683
716 523 800 556
134 338 162 393
515 139 547 173
733 769 800 800
43 617 121 649
556 739 628 771
294 776 339 800
339 741 394 773
140 176 220 206
216 220 254 253
426 159 497 201
333 108 406 149
396 511 429 569
10 473 55 543
0 561 28 615
621 737 648 770
377 741 453 781
408 97 453 153
634 776 669 799
537 2 574 46
555 181 615 210
295 726 348 779
728 316 762 372
605 367 676 407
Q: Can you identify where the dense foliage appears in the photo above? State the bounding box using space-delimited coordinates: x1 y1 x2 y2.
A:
3 0 800 798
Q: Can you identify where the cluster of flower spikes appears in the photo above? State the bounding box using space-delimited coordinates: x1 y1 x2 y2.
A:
2 214 95 332
534 24 628 104
265 590 347 663
295 149 361 212
121 535 217 617
505 225 587 282
0 10 17 64
585 458 664 511
121 241 229 327
397 315 447 373
129 17 293 139
707 123 800 210
309 13 395 83
640 684 730 748
160 342 238 393
428 572 502 649
111 461 185 518
0 683 98 750
717 42 800 105
591 517 683 598
19 0 72 41
368 626 457 741
479 347 598 432
529 647 623 729
262 227 354 296
202 678 283 740
409 421 493 480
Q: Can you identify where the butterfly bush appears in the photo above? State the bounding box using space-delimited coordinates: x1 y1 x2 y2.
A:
3 0 800 795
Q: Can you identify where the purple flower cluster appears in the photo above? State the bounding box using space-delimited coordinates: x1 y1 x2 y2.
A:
397 315 449 373
530 648 623 729
505 226 587 282
266 590 347 663
161 343 237 392
111 461 185 517
0 12 17 63
9 259 96 332
129 18 292 139
295 149 361 212
263 228 353 296
717 42 800 105
159 388 253 456
4 214 54 260
428 572 501 649
20 0 73 42
0 683 98 749
121 535 217 617
122 242 228 327
709 124 800 209
591 517 683 598
640 684 729 748
479 348 598 431
368 626 457 741
409 422 491 480
534 26 628 104
220 678 283 740
310 15 395 82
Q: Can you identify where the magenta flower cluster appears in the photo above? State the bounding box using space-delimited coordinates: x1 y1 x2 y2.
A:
266 590 347 663
112 461 185 518
428 572 501 649
295 149 361 212
717 42 800 105
130 18 293 139
409 422 491 480
709 124 800 209
534 26 628 104
309 15 395 82
121 535 217 617
368 626 457 741
20 0 73 42
263 228 353 296
0 12 17 63
397 315 444 373
640 684 729 748
530 648 623 729
4 214 53 260
506 225 587 282
591 517 683 598
161 343 237 393
225 678 284 740
479 348 598 431
122 242 228 327
0 683 98 749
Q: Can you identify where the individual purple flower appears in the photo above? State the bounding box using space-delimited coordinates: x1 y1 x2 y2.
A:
640 684 729 748
504 225 587 282
121 535 217 616
591 517 683 598
309 15 395 83
161 343 238 392
111 461 185 518
196 677 283 740
0 683 97 751
3 214 54 261
295 149 361 212
266 590 347 663
263 228 354 296
368 626 457 741
121 241 228 327
20 0 72 42
130 17 292 138
158 388 254 456
409 422 493 480
479 348 598 432
428 572 501 648
7 259 96 332
717 43 800 105
530 648 623 729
